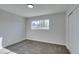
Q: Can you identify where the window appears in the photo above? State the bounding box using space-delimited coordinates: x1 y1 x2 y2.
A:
31 19 49 30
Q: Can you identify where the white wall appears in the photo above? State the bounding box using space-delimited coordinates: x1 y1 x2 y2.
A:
0 9 26 47
26 13 66 45
66 4 79 53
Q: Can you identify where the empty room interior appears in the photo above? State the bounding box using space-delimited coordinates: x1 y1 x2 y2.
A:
0 4 79 54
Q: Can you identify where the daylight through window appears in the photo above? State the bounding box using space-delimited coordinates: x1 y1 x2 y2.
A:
31 19 49 30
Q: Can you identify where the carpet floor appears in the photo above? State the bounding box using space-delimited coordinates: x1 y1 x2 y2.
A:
5 39 70 54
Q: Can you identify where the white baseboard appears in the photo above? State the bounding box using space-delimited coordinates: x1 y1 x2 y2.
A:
3 38 26 47
65 44 71 53
26 38 66 46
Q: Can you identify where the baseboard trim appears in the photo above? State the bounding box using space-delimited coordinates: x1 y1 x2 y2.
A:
26 39 66 46
65 45 71 54
4 38 26 48
5 39 65 48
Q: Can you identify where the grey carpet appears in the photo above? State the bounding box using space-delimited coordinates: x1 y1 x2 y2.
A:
5 39 70 54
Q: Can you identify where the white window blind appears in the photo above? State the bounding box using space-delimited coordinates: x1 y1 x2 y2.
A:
31 19 49 30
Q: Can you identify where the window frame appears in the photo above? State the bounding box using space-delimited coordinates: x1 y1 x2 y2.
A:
31 19 49 30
